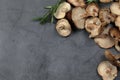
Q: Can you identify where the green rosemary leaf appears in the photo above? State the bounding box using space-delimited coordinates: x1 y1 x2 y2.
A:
33 0 65 24
32 17 42 21
87 0 97 3
44 6 52 9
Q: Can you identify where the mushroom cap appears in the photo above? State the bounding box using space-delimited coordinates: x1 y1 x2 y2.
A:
85 17 102 38
110 2 120 16
109 27 120 41
86 3 99 17
54 2 71 19
104 50 120 66
100 0 112 3
94 34 115 48
56 19 72 37
104 50 116 62
99 8 116 27
115 16 120 30
67 0 86 7
72 7 86 29
97 61 117 80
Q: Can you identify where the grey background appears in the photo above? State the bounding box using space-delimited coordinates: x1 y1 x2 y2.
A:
0 0 119 80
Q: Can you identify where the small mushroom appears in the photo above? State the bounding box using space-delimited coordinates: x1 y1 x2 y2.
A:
100 0 112 3
56 19 72 37
86 3 99 17
109 27 120 41
99 8 116 27
54 2 71 19
104 50 120 66
97 61 117 80
115 16 120 30
109 27 120 52
104 50 116 62
72 7 86 29
94 34 115 48
67 0 86 7
110 2 120 16
85 17 102 38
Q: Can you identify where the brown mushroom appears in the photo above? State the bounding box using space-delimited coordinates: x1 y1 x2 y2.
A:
85 17 102 38
115 16 120 30
110 2 120 16
104 50 120 66
100 0 112 3
99 8 116 27
72 7 87 29
109 27 120 41
67 0 86 7
97 61 117 80
109 27 120 52
54 2 71 19
86 3 99 17
56 19 72 37
104 50 116 62
94 34 115 48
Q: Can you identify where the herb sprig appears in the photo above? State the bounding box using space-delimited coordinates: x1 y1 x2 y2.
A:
33 0 65 24
87 0 97 3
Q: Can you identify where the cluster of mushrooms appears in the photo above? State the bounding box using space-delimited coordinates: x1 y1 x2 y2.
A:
98 50 120 80
54 0 120 52
53 0 120 79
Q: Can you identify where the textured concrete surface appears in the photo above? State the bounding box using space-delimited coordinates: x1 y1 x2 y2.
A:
0 0 119 80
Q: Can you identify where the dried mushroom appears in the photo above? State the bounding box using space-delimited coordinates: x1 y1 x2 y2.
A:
110 2 120 16
72 7 86 29
115 16 120 30
56 19 72 37
86 3 99 17
94 34 115 48
67 0 86 7
99 8 116 27
85 17 102 38
97 61 117 80
100 0 112 3
109 27 120 52
104 50 120 67
54 2 71 19
109 27 120 41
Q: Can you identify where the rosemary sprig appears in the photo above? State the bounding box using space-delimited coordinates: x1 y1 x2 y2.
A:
87 0 97 3
33 0 65 24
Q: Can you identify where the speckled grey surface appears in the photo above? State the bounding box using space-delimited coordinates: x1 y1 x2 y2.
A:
0 0 119 80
